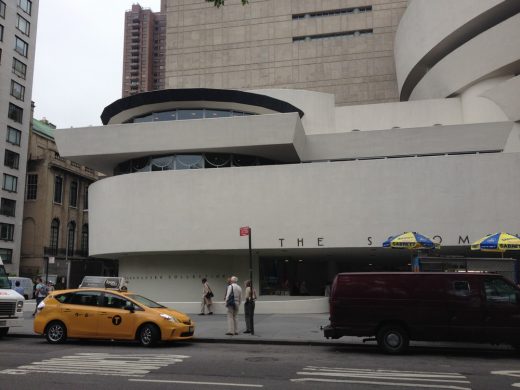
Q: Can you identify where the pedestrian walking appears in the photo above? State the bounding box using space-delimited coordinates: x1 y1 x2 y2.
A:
225 276 242 335
199 278 213 315
33 278 48 316
243 280 257 335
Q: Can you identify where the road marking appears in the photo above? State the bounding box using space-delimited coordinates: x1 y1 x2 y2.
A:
129 379 263 387
0 353 189 377
291 366 471 390
492 370 520 388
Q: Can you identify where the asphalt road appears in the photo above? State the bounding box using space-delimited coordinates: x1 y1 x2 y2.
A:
1 337 519 389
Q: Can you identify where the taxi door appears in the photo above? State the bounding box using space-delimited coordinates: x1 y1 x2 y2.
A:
97 292 137 340
61 291 101 337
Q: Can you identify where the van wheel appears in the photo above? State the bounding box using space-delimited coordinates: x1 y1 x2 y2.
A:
139 324 160 347
45 321 67 344
0 328 8 338
377 324 409 354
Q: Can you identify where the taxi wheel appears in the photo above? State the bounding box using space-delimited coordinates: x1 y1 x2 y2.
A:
45 321 67 344
139 324 160 347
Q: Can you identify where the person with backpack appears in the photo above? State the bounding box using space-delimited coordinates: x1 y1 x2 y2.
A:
32 277 48 316
224 276 242 335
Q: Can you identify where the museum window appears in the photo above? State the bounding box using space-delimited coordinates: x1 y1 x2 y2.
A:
0 24 3 41
4 149 20 169
3 174 17 192
6 126 21 146
14 36 28 57
0 1 4 18
18 0 31 15
0 248 12 264
69 180 78 208
0 223 14 241
67 221 76 256
0 198 15 217
81 224 88 255
25 173 37 200
12 58 26 79
53 175 63 204
8 103 23 123
49 219 59 254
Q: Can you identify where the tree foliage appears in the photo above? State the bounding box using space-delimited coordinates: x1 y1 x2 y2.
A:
206 0 249 7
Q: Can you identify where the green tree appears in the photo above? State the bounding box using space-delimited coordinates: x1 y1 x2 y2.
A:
206 0 248 7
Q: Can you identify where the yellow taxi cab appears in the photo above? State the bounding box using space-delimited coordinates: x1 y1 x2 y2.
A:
33 277 194 347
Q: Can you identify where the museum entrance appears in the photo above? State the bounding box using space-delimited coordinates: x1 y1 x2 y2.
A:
258 253 411 296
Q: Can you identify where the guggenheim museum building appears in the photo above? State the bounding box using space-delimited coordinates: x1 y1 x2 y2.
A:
55 0 520 312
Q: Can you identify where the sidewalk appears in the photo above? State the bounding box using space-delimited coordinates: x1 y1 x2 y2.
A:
9 308 514 351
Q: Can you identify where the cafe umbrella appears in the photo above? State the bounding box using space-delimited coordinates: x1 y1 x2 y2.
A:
471 232 520 257
383 231 440 250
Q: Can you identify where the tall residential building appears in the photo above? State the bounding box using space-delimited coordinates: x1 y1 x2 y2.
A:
122 3 166 97
164 0 407 106
0 0 38 275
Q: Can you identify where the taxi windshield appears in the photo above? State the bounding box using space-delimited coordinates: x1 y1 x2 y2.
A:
127 294 165 308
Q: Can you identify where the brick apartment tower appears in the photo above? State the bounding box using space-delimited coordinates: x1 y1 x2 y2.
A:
122 3 166 97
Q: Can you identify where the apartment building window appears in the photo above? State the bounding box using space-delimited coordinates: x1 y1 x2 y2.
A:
0 248 12 263
83 185 89 210
0 198 15 217
0 1 5 18
53 176 63 203
10 80 25 101
81 224 88 254
6 126 21 146
3 174 17 192
69 180 78 207
0 24 3 41
16 14 30 36
25 174 37 200
12 58 26 79
8 103 23 123
67 221 76 256
0 223 14 241
14 36 28 57
18 0 32 15
4 149 20 169
50 219 59 253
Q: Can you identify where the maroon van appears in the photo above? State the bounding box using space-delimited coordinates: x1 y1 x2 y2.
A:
323 272 520 353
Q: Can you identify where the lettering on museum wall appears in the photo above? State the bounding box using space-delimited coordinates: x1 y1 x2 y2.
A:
276 234 506 247
126 274 228 281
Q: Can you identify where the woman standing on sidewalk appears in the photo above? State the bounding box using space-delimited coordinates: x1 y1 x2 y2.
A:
243 280 256 335
199 278 213 315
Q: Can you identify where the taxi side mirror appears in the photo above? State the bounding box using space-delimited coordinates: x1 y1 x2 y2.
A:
124 304 135 313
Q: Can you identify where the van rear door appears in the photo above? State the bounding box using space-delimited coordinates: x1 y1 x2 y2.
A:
482 276 520 345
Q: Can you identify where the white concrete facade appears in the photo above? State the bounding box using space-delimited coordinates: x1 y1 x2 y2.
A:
55 1 520 313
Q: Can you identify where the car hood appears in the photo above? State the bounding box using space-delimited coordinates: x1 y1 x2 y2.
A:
150 307 192 323
0 289 24 300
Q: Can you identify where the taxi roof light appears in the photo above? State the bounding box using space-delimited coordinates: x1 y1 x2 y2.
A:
79 276 128 291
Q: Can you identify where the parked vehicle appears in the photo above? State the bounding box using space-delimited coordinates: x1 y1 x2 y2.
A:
323 272 520 353
8 277 34 299
34 276 195 347
0 260 24 337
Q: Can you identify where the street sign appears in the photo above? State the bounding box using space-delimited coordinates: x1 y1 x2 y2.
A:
240 226 250 236
49 257 55 264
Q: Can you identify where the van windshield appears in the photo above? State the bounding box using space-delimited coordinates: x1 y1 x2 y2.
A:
127 294 165 308
0 265 10 289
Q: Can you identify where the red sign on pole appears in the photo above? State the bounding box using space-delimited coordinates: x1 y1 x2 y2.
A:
240 226 250 236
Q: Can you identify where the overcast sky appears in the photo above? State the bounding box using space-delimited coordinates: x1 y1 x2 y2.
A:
32 0 161 129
